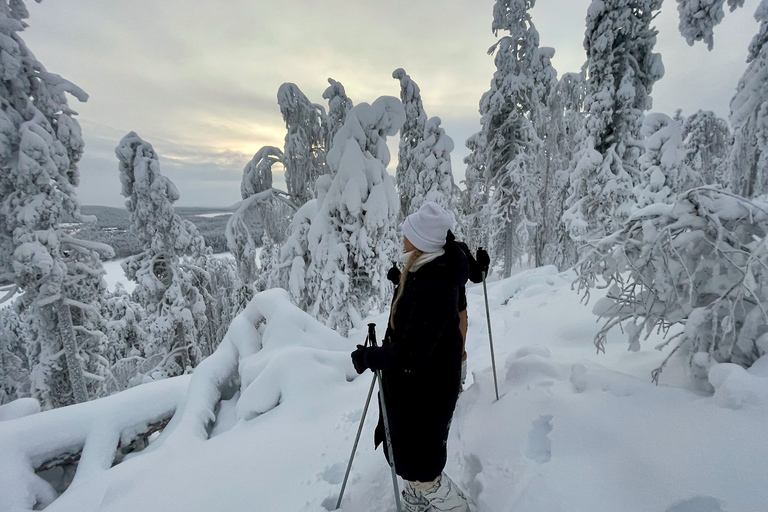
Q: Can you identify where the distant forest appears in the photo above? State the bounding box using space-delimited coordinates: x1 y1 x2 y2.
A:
78 206 234 258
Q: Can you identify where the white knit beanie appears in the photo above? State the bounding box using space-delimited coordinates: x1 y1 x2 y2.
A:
401 202 454 253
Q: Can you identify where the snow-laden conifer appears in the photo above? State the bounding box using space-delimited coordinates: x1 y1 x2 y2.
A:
305 97 404 335
681 110 731 187
564 0 664 244
408 117 456 217
0 1 114 408
461 133 491 253
540 72 586 269
116 133 211 379
278 83 328 205
322 78 353 152
393 68 428 221
227 146 293 289
676 0 745 50
728 0 768 198
633 113 702 208
467 0 557 276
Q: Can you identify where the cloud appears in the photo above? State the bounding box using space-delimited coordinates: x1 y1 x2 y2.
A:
21 0 763 208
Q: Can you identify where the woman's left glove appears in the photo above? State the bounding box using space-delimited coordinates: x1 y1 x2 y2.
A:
351 345 371 374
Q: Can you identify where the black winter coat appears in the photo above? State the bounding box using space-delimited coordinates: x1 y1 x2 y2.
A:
365 241 469 482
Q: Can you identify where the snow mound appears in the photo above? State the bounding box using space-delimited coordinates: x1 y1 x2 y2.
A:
708 361 768 410
0 398 40 421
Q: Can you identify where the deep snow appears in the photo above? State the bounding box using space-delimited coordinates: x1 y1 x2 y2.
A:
1 265 767 512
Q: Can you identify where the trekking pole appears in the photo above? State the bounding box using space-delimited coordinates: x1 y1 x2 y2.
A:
335 324 402 512
482 271 500 401
335 372 376 509
369 323 403 512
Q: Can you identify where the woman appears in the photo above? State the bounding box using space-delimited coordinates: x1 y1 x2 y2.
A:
351 202 471 512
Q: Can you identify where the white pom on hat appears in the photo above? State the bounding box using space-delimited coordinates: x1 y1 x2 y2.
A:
401 202 454 253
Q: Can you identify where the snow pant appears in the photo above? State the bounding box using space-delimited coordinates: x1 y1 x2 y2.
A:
401 473 470 512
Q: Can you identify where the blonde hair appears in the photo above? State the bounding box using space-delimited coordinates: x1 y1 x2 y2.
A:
389 249 424 329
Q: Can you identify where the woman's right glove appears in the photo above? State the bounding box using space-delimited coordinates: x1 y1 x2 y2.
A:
476 248 490 276
351 345 371 374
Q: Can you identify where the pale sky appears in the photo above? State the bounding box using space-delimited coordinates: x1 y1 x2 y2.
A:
22 0 761 208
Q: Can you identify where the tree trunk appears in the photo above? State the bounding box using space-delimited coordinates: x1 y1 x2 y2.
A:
56 300 88 404
503 225 515 279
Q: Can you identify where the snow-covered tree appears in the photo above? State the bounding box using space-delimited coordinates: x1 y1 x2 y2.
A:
1 306 28 404
322 78 353 151
305 97 405 335
116 132 211 379
681 110 731 187
465 0 558 276
677 0 746 50
564 0 665 244
540 72 586 269
227 146 293 289
278 83 328 205
0 1 115 409
633 113 702 208
576 188 768 388
274 177 329 311
393 68 428 221
408 117 456 217
461 133 491 254
728 1 768 198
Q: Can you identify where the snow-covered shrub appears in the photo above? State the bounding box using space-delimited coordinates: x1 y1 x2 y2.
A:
576 188 768 386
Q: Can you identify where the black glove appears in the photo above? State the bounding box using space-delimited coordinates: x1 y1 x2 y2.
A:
387 263 401 284
351 344 370 374
476 248 490 275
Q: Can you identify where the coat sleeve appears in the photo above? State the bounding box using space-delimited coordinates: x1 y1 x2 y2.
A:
457 241 483 284
365 279 457 372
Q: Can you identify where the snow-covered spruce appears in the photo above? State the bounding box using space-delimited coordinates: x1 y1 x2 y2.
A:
538 72 586 270
0 0 116 409
633 112 702 208
227 146 294 289
464 0 558 276
681 109 731 188
676 0 746 51
408 117 457 219
278 83 328 205
393 68 428 221
576 188 768 386
304 96 404 335
728 1 768 199
564 0 665 247
322 78 354 154
116 133 228 379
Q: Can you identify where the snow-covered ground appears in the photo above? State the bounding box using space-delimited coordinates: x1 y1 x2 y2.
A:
1 265 767 512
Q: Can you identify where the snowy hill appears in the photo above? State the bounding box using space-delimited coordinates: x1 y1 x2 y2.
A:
1 267 767 512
